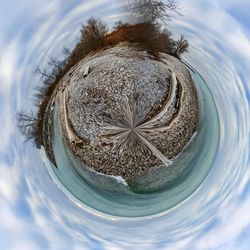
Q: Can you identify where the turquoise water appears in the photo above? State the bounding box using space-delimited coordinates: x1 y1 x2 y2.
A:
51 64 220 217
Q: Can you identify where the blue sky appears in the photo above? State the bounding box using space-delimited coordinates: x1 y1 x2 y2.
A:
0 0 250 249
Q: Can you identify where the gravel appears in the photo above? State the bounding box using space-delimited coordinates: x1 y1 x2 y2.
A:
56 45 199 182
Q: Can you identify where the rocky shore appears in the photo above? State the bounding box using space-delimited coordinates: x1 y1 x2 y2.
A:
55 44 199 182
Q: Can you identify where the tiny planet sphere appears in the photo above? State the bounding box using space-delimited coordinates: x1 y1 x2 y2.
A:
55 44 199 191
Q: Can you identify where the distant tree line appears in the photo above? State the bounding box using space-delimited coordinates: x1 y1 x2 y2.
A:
18 0 188 148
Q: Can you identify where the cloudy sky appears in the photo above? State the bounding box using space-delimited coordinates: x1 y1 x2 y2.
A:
0 0 250 249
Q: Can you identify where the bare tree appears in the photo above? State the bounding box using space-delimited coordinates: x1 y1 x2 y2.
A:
17 111 38 140
62 47 71 57
35 67 56 81
47 56 64 71
171 35 189 58
126 0 180 24
80 17 108 54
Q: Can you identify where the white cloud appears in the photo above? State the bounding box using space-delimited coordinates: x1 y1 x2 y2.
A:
194 197 250 249
177 0 250 64
10 240 40 250
0 40 18 152
0 201 40 250
227 29 250 59
0 41 18 90
0 106 15 153
0 163 20 204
